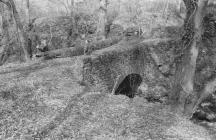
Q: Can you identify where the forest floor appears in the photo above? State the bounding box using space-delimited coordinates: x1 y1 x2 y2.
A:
0 57 216 140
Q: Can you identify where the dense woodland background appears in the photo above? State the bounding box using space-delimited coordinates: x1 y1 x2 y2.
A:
0 0 186 64
2 0 216 139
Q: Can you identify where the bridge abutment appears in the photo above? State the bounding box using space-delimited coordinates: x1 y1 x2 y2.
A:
74 38 179 95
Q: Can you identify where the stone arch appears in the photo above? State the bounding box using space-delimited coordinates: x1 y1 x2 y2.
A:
114 73 142 98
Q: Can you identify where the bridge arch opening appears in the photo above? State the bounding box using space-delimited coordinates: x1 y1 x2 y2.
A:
114 73 142 98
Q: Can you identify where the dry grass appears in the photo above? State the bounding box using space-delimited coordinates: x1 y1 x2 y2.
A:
0 57 215 140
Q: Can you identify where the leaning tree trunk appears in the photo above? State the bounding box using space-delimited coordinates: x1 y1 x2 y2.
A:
0 0 31 61
0 4 11 65
169 0 208 116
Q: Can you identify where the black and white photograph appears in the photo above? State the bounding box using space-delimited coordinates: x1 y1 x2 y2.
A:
1 0 216 139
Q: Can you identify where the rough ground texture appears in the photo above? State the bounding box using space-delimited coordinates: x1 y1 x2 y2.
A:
0 57 216 140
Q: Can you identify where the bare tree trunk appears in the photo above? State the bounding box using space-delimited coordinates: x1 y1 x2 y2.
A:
0 9 2 34
25 0 30 25
0 0 31 61
25 0 33 58
169 0 208 116
0 4 11 65
97 0 108 40
70 0 74 16
70 0 75 30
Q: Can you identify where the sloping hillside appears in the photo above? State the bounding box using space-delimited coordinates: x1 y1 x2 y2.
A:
0 57 215 140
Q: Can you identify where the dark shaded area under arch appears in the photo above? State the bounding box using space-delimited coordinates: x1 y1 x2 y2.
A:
115 73 142 98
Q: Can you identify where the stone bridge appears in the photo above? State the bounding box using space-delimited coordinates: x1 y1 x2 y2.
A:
74 38 179 96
